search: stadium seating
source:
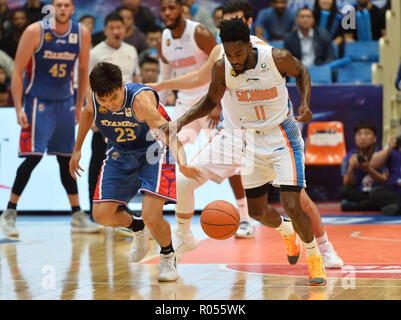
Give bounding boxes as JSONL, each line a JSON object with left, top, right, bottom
{"left": 305, "top": 121, "right": 347, "bottom": 165}
{"left": 336, "top": 61, "right": 373, "bottom": 83}
{"left": 333, "top": 41, "right": 378, "bottom": 83}
{"left": 344, "top": 41, "right": 379, "bottom": 62}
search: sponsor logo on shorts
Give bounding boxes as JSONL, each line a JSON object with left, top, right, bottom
{"left": 166, "top": 39, "right": 170, "bottom": 47}
{"left": 38, "top": 104, "right": 45, "bottom": 111}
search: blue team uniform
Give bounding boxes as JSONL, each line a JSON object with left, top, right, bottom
{"left": 92, "top": 83, "right": 176, "bottom": 205}
{"left": 19, "top": 20, "right": 81, "bottom": 157}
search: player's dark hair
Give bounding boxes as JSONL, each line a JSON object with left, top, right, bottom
{"left": 354, "top": 121, "right": 377, "bottom": 135}
{"left": 104, "top": 12, "right": 124, "bottom": 27}
{"left": 79, "top": 15, "right": 95, "bottom": 23}
{"left": 297, "top": 7, "right": 314, "bottom": 17}
{"left": 146, "top": 25, "right": 163, "bottom": 34}
{"left": 160, "top": 0, "right": 183, "bottom": 6}
{"left": 219, "top": 17, "right": 250, "bottom": 44}
{"left": 140, "top": 56, "right": 159, "bottom": 68}
{"left": 90, "top": 62, "right": 123, "bottom": 98}
{"left": 117, "top": 6, "right": 135, "bottom": 18}
{"left": 222, "top": 0, "right": 253, "bottom": 21}
{"left": 214, "top": 6, "right": 223, "bottom": 14}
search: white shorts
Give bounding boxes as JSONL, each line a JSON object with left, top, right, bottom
{"left": 172, "top": 98, "right": 216, "bottom": 144}
{"left": 241, "top": 118, "right": 306, "bottom": 190}
{"left": 190, "top": 127, "right": 243, "bottom": 184}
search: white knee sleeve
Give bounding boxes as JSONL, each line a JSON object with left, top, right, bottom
{"left": 175, "top": 170, "right": 204, "bottom": 214}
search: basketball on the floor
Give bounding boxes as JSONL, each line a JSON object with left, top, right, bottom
{"left": 200, "top": 200, "right": 240, "bottom": 240}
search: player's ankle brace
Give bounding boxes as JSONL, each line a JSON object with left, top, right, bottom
{"left": 160, "top": 242, "right": 174, "bottom": 255}
{"left": 119, "top": 205, "right": 145, "bottom": 232}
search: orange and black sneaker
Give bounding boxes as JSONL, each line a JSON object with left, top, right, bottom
{"left": 307, "top": 254, "right": 327, "bottom": 286}
{"left": 282, "top": 232, "right": 302, "bottom": 265}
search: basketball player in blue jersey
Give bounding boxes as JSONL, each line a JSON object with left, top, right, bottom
{"left": 69, "top": 62, "right": 201, "bottom": 281}
{"left": 0, "top": 0, "right": 101, "bottom": 237}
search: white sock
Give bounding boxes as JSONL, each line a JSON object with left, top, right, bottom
{"left": 316, "top": 232, "right": 328, "bottom": 245}
{"left": 274, "top": 216, "right": 294, "bottom": 237}
{"left": 304, "top": 238, "right": 321, "bottom": 258}
{"left": 176, "top": 216, "right": 192, "bottom": 233}
{"left": 236, "top": 197, "right": 249, "bottom": 222}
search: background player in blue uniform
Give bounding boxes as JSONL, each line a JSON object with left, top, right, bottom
{"left": 0, "top": 0, "right": 101, "bottom": 237}
{"left": 69, "top": 62, "right": 201, "bottom": 282}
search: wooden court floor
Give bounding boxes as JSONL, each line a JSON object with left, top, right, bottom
{"left": 1, "top": 212, "right": 401, "bottom": 300}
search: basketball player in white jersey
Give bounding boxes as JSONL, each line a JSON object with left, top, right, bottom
{"left": 150, "top": 0, "right": 343, "bottom": 270}
{"left": 161, "top": 17, "right": 329, "bottom": 286}
{"left": 158, "top": 0, "right": 254, "bottom": 253}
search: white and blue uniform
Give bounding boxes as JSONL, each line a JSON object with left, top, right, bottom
{"left": 187, "top": 41, "right": 306, "bottom": 188}
{"left": 19, "top": 20, "right": 81, "bottom": 157}
{"left": 92, "top": 83, "right": 176, "bottom": 205}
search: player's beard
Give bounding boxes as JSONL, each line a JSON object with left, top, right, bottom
{"left": 235, "top": 51, "right": 250, "bottom": 75}
{"left": 55, "top": 13, "right": 72, "bottom": 26}
{"left": 166, "top": 14, "right": 182, "bottom": 30}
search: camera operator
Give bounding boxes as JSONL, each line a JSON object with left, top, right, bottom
{"left": 340, "top": 121, "right": 387, "bottom": 211}
{"left": 369, "top": 135, "right": 401, "bottom": 216}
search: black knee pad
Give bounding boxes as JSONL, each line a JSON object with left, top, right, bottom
{"left": 57, "top": 155, "right": 78, "bottom": 194}
{"left": 245, "top": 183, "right": 269, "bottom": 199}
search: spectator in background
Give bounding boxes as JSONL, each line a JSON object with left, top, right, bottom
{"left": 395, "top": 61, "right": 401, "bottom": 91}
{"left": 313, "top": 0, "right": 343, "bottom": 45}
{"left": 0, "top": 84, "right": 9, "bottom": 107}
{"left": 182, "top": 0, "right": 216, "bottom": 35}
{"left": 255, "top": 0, "right": 295, "bottom": 42}
{"left": 118, "top": 7, "right": 148, "bottom": 55}
{"left": 0, "top": 50, "right": 14, "bottom": 80}
{"left": 0, "top": 65, "right": 6, "bottom": 84}
{"left": 23, "top": 0, "right": 45, "bottom": 24}
{"left": 0, "top": 0, "right": 11, "bottom": 38}
{"left": 139, "top": 56, "right": 159, "bottom": 83}
{"left": 182, "top": 3, "right": 192, "bottom": 20}
{"left": 340, "top": 121, "right": 386, "bottom": 211}
{"left": 79, "top": 15, "right": 95, "bottom": 35}
{"left": 119, "top": 0, "right": 156, "bottom": 33}
{"left": 343, "top": 0, "right": 386, "bottom": 42}
{"left": 0, "top": 9, "right": 29, "bottom": 59}
{"left": 213, "top": 6, "right": 223, "bottom": 42}
{"left": 369, "top": 136, "right": 401, "bottom": 216}
{"left": 138, "top": 25, "right": 162, "bottom": 64}
{"left": 284, "top": 8, "right": 336, "bottom": 67}
{"left": 0, "top": 71, "right": 12, "bottom": 106}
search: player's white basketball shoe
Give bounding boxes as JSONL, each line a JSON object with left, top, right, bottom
{"left": 319, "top": 242, "right": 344, "bottom": 269}
{"left": 158, "top": 252, "right": 179, "bottom": 282}
{"left": 70, "top": 210, "right": 103, "bottom": 233}
{"left": 174, "top": 229, "right": 199, "bottom": 261}
{"left": 0, "top": 209, "right": 19, "bottom": 237}
{"left": 130, "top": 226, "right": 151, "bottom": 262}
{"left": 235, "top": 221, "right": 256, "bottom": 238}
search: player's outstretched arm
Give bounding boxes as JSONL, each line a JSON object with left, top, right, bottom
{"left": 133, "top": 90, "right": 202, "bottom": 180}
{"left": 148, "top": 45, "right": 222, "bottom": 92}
{"left": 69, "top": 94, "right": 95, "bottom": 180}
{"left": 174, "top": 58, "right": 227, "bottom": 132}
{"left": 272, "top": 48, "right": 312, "bottom": 123}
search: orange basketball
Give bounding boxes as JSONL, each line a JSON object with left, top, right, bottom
{"left": 200, "top": 200, "right": 240, "bottom": 240}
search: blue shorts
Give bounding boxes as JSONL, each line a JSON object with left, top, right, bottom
{"left": 19, "top": 95, "right": 75, "bottom": 157}
{"left": 93, "top": 146, "right": 176, "bottom": 205}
